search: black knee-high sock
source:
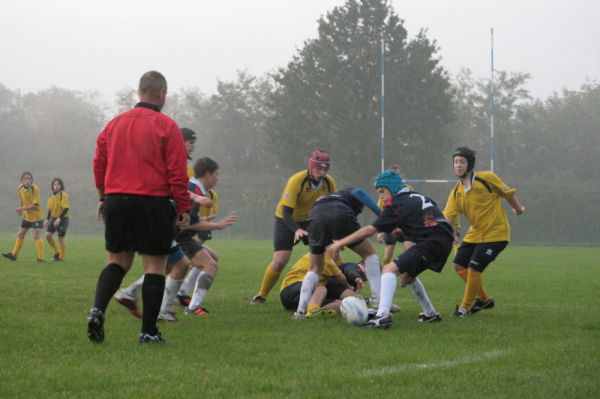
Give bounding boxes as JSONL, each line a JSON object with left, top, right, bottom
{"left": 141, "top": 273, "right": 165, "bottom": 335}
{"left": 93, "top": 263, "right": 127, "bottom": 313}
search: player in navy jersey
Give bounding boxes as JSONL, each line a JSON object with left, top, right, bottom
{"left": 327, "top": 170, "right": 453, "bottom": 328}
{"left": 294, "top": 187, "right": 382, "bottom": 318}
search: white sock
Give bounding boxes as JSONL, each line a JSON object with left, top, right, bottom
{"left": 160, "top": 277, "right": 183, "bottom": 313}
{"left": 296, "top": 271, "right": 319, "bottom": 314}
{"left": 189, "top": 272, "right": 214, "bottom": 310}
{"left": 377, "top": 272, "right": 397, "bottom": 317}
{"left": 179, "top": 267, "right": 201, "bottom": 296}
{"left": 407, "top": 278, "right": 437, "bottom": 316}
{"left": 364, "top": 254, "right": 381, "bottom": 300}
{"left": 123, "top": 275, "right": 144, "bottom": 297}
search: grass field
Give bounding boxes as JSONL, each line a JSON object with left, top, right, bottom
{"left": 0, "top": 234, "right": 599, "bottom": 398}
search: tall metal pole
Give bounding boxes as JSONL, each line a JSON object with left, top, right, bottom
{"left": 490, "top": 28, "right": 495, "bottom": 173}
{"left": 380, "top": 31, "right": 385, "bottom": 173}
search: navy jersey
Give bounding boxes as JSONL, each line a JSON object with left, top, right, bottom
{"left": 316, "top": 188, "right": 363, "bottom": 215}
{"left": 176, "top": 179, "right": 203, "bottom": 240}
{"left": 372, "top": 190, "right": 453, "bottom": 242}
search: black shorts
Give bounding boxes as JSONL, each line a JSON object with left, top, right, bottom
{"left": 177, "top": 236, "right": 204, "bottom": 259}
{"left": 21, "top": 220, "right": 43, "bottom": 229}
{"left": 273, "top": 218, "right": 310, "bottom": 251}
{"left": 104, "top": 194, "right": 176, "bottom": 255}
{"left": 46, "top": 217, "right": 69, "bottom": 237}
{"left": 394, "top": 235, "right": 453, "bottom": 277}
{"left": 308, "top": 203, "right": 361, "bottom": 255}
{"left": 279, "top": 282, "right": 342, "bottom": 311}
{"left": 453, "top": 241, "right": 508, "bottom": 272}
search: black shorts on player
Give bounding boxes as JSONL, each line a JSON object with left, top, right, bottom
{"left": 177, "top": 236, "right": 204, "bottom": 259}
{"left": 393, "top": 235, "right": 453, "bottom": 278}
{"left": 46, "top": 217, "right": 70, "bottom": 237}
{"left": 308, "top": 202, "right": 361, "bottom": 254}
{"left": 280, "top": 282, "right": 344, "bottom": 311}
{"left": 273, "top": 217, "right": 310, "bottom": 251}
{"left": 21, "top": 220, "right": 43, "bottom": 229}
{"left": 104, "top": 194, "right": 176, "bottom": 255}
{"left": 453, "top": 241, "right": 508, "bottom": 272}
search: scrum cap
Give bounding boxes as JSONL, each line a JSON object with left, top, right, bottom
{"left": 374, "top": 169, "right": 404, "bottom": 195}
{"left": 308, "top": 150, "right": 331, "bottom": 171}
{"left": 453, "top": 147, "right": 476, "bottom": 172}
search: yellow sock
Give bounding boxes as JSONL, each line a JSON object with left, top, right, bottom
{"left": 460, "top": 269, "right": 483, "bottom": 310}
{"left": 35, "top": 239, "right": 45, "bottom": 261}
{"left": 12, "top": 237, "right": 24, "bottom": 256}
{"left": 456, "top": 267, "right": 468, "bottom": 282}
{"left": 307, "top": 303, "right": 320, "bottom": 313}
{"left": 47, "top": 237, "right": 60, "bottom": 255}
{"left": 60, "top": 243, "right": 66, "bottom": 260}
{"left": 457, "top": 267, "right": 489, "bottom": 300}
{"left": 258, "top": 263, "right": 282, "bottom": 298}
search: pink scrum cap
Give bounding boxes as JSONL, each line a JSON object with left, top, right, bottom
{"left": 307, "top": 150, "right": 331, "bottom": 170}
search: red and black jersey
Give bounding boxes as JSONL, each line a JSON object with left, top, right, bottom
{"left": 372, "top": 189, "right": 453, "bottom": 242}
{"left": 93, "top": 102, "right": 190, "bottom": 214}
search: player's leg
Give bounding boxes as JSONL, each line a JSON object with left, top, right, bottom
{"left": 57, "top": 218, "right": 68, "bottom": 260}
{"left": 295, "top": 252, "right": 324, "bottom": 317}
{"left": 139, "top": 253, "right": 168, "bottom": 342}
{"left": 32, "top": 224, "right": 45, "bottom": 262}
{"left": 3, "top": 225, "right": 28, "bottom": 260}
{"left": 187, "top": 248, "right": 218, "bottom": 315}
{"left": 350, "top": 238, "right": 381, "bottom": 304}
{"left": 159, "top": 252, "right": 189, "bottom": 321}
{"left": 45, "top": 222, "right": 61, "bottom": 261}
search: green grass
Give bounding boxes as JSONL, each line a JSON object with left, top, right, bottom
{"left": 1, "top": 235, "right": 599, "bottom": 398}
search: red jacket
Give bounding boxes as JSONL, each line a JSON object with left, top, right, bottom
{"left": 93, "top": 103, "right": 191, "bottom": 214}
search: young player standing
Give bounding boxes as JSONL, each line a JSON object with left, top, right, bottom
{"left": 45, "top": 178, "right": 69, "bottom": 262}
{"left": 443, "top": 147, "right": 525, "bottom": 317}
{"left": 252, "top": 150, "right": 336, "bottom": 304}
{"left": 2, "top": 171, "right": 45, "bottom": 262}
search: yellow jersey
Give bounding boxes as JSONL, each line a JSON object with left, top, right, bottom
{"left": 18, "top": 183, "right": 43, "bottom": 222}
{"left": 47, "top": 191, "right": 70, "bottom": 218}
{"left": 187, "top": 158, "right": 194, "bottom": 179}
{"left": 280, "top": 253, "right": 341, "bottom": 291}
{"left": 444, "top": 171, "right": 517, "bottom": 243}
{"left": 275, "top": 170, "right": 337, "bottom": 221}
{"left": 199, "top": 189, "right": 218, "bottom": 219}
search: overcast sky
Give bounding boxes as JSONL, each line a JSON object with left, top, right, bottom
{"left": 1, "top": 0, "right": 598, "bottom": 101}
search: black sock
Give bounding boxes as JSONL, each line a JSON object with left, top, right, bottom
{"left": 141, "top": 273, "right": 165, "bottom": 335}
{"left": 93, "top": 263, "right": 127, "bottom": 313}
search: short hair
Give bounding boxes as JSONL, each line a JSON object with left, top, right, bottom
{"left": 20, "top": 171, "right": 33, "bottom": 181}
{"left": 51, "top": 178, "right": 65, "bottom": 192}
{"left": 194, "top": 157, "right": 219, "bottom": 178}
{"left": 138, "top": 71, "right": 167, "bottom": 95}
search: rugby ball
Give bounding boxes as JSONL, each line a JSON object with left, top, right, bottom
{"left": 340, "top": 296, "right": 368, "bottom": 326}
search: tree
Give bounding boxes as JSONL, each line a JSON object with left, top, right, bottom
{"left": 264, "top": 0, "right": 454, "bottom": 186}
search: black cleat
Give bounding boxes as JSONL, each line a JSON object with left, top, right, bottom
{"left": 453, "top": 305, "right": 470, "bottom": 318}
{"left": 251, "top": 295, "right": 266, "bottom": 304}
{"left": 362, "top": 314, "right": 393, "bottom": 329}
{"left": 87, "top": 307, "right": 105, "bottom": 343}
{"left": 471, "top": 298, "right": 495, "bottom": 314}
{"left": 2, "top": 252, "right": 17, "bottom": 261}
{"left": 139, "top": 331, "right": 167, "bottom": 344}
{"left": 417, "top": 312, "right": 442, "bottom": 323}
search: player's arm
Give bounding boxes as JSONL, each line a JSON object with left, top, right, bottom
{"left": 485, "top": 172, "right": 524, "bottom": 215}
{"left": 191, "top": 214, "right": 239, "bottom": 232}
{"left": 326, "top": 225, "right": 377, "bottom": 258}
{"left": 506, "top": 195, "right": 525, "bottom": 215}
{"left": 350, "top": 188, "right": 381, "bottom": 216}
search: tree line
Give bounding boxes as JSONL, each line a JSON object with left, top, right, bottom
{"left": 1, "top": 0, "right": 598, "bottom": 243}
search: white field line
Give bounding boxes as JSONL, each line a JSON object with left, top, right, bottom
{"left": 360, "top": 349, "right": 510, "bottom": 377}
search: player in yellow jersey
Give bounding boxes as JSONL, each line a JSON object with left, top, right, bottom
{"left": 181, "top": 128, "right": 197, "bottom": 178}
{"left": 443, "top": 147, "right": 525, "bottom": 317}
{"left": 44, "top": 178, "right": 69, "bottom": 262}
{"left": 252, "top": 150, "right": 337, "bottom": 304}
{"left": 2, "top": 171, "right": 46, "bottom": 262}
{"left": 280, "top": 252, "right": 365, "bottom": 317}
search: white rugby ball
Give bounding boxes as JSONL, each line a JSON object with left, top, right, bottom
{"left": 340, "top": 296, "right": 368, "bottom": 326}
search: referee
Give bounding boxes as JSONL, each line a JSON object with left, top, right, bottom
{"left": 88, "top": 71, "right": 191, "bottom": 344}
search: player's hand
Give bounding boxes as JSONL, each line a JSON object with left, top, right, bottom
{"left": 15, "top": 207, "right": 23, "bottom": 215}
{"left": 294, "top": 228, "right": 308, "bottom": 243}
{"left": 43, "top": 220, "right": 49, "bottom": 229}
{"left": 354, "top": 278, "right": 364, "bottom": 291}
{"left": 453, "top": 229, "right": 460, "bottom": 244}
{"left": 192, "top": 194, "right": 213, "bottom": 207}
{"left": 54, "top": 217, "right": 61, "bottom": 227}
{"left": 326, "top": 241, "right": 343, "bottom": 259}
{"left": 177, "top": 212, "right": 190, "bottom": 229}
{"left": 97, "top": 201, "right": 105, "bottom": 223}
{"left": 513, "top": 206, "right": 525, "bottom": 215}
{"left": 217, "top": 214, "right": 239, "bottom": 229}
{"left": 376, "top": 232, "right": 384, "bottom": 244}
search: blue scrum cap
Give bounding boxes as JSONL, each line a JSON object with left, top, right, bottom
{"left": 374, "top": 169, "right": 404, "bottom": 195}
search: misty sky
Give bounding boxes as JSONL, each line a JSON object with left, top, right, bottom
{"left": 1, "top": 0, "right": 598, "bottom": 101}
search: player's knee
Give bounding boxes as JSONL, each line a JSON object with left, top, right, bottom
{"left": 399, "top": 273, "right": 414, "bottom": 286}
{"left": 454, "top": 263, "right": 466, "bottom": 272}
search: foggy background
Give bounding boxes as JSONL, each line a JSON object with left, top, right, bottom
{"left": 1, "top": 0, "right": 599, "bottom": 244}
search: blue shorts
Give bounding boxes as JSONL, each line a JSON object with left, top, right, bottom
{"left": 167, "top": 243, "right": 185, "bottom": 266}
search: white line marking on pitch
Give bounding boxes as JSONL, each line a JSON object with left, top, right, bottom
{"left": 360, "top": 349, "right": 510, "bottom": 377}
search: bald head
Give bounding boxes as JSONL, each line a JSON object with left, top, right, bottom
{"left": 138, "top": 71, "right": 167, "bottom": 110}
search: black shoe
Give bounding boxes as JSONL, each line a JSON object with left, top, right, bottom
{"left": 2, "top": 252, "right": 17, "bottom": 261}
{"left": 362, "top": 314, "right": 393, "bottom": 329}
{"left": 51, "top": 254, "right": 62, "bottom": 262}
{"left": 139, "top": 331, "right": 167, "bottom": 344}
{"left": 417, "top": 312, "right": 442, "bottom": 323}
{"left": 87, "top": 307, "right": 105, "bottom": 343}
{"left": 471, "top": 298, "right": 495, "bottom": 314}
{"left": 367, "top": 308, "right": 377, "bottom": 320}
{"left": 453, "top": 305, "right": 470, "bottom": 318}
{"left": 251, "top": 295, "right": 266, "bottom": 304}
